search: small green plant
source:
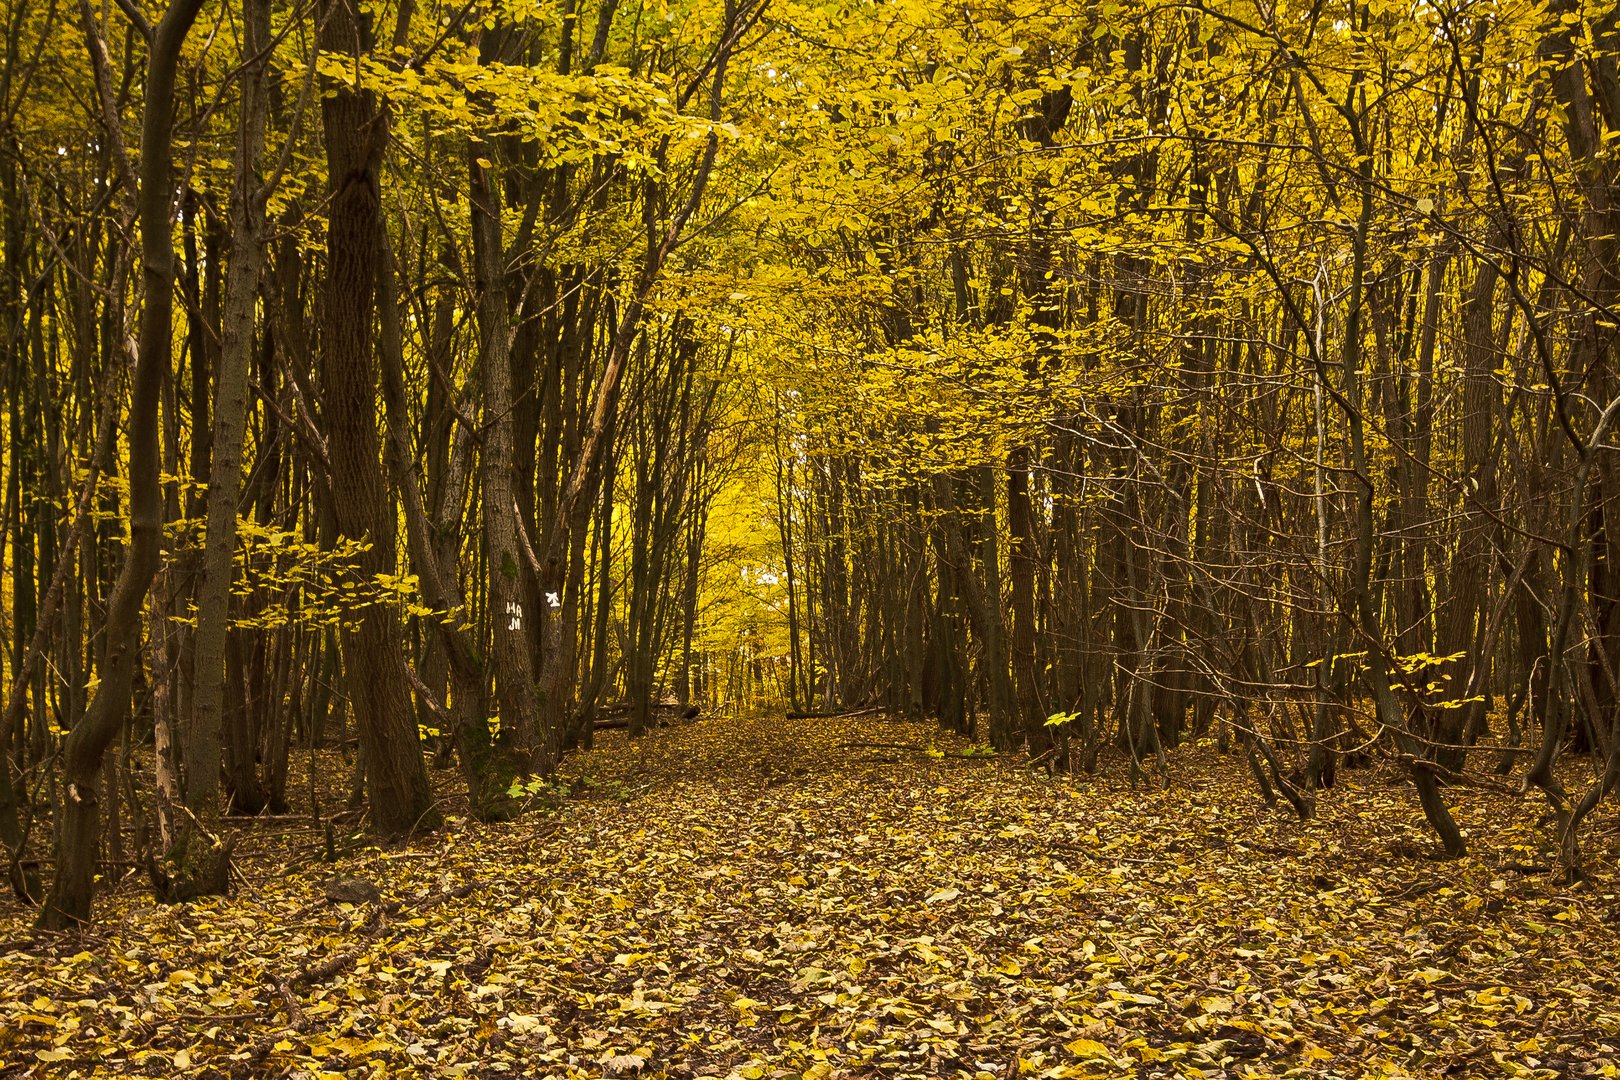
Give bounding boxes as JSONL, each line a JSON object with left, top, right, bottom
{"left": 558, "top": 775, "right": 636, "bottom": 801}
{"left": 588, "top": 777, "right": 637, "bottom": 801}
{"left": 506, "top": 776, "right": 568, "bottom": 806}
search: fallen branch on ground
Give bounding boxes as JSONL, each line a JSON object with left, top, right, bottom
{"left": 235, "top": 878, "right": 486, "bottom": 1074}
{"left": 786, "top": 706, "right": 882, "bottom": 720}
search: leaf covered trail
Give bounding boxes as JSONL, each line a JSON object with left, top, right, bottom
{"left": 3, "top": 714, "right": 1620, "bottom": 1078}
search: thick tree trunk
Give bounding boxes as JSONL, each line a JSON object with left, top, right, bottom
{"left": 316, "top": 0, "right": 437, "bottom": 840}
{"left": 470, "top": 145, "right": 544, "bottom": 771}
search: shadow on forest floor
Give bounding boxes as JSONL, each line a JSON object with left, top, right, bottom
{"left": 2, "top": 712, "right": 1618, "bottom": 1078}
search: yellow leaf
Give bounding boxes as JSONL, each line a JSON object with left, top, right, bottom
{"left": 1108, "top": 990, "right": 1161, "bottom": 1006}
{"left": 1494, "top": 1053, "right": 1534, "bottom": 1077}
{"left": 1065, "top": 1038, "right": 1108, "bottom": 1058}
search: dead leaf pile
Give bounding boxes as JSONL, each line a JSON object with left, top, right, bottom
{"left": 2, "top": 713, "right": 1619, "bottom": 1078}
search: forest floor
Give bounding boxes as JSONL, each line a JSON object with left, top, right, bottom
{"left": 2, "top": 713, "right": 1620, "bottom": 1079}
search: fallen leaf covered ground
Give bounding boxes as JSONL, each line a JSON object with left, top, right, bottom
{"left": 3, "top": 713, "right": 1620, "bottom": 1078}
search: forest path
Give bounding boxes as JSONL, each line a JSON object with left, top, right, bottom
{"left": 2, "top": 713, "right": 1619, "bottom": 1077}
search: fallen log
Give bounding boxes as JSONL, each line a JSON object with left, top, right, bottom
{"left": 784, "top": 705, "right": 882, "bottom": 720}
{"left": 592, "top": 703, "right": 702, "bottom": 730}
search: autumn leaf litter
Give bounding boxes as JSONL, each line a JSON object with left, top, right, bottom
{"left": 2, "top": 713, "right": 1619, "bottom": 1078}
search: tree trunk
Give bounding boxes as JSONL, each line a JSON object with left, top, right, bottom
{"left": 40, "top": 0, "right": 207, "bottom": 929}
{"left": 160, "top": 0, "right": 274, "bottom": 900}
{"left": 315, "top": 0, "right": 437, "bottom": 840}
{"left": 470, "top": 143, "right": 544, "bottom": 771}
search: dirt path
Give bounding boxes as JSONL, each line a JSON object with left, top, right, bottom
{"left": 2, "top": 713, "right": 1618, "bottom": 1077}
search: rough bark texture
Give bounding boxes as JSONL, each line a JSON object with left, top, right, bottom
{"left": 316, "top": 0, "right": 437, "bottom": 840}
{"left": 470, "top": 144, "right": 544, "bottom": 773}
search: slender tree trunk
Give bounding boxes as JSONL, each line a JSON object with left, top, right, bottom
{"left": 159, "top": 0, "right": 273, "bottom": 900}
{"left": 40, "top": 0, "right": 207, "bottom": 929}
{"left": 376, "top": 223, "right": 520, "bottom": 820}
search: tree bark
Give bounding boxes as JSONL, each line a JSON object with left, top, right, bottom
{"left": 40, "top": 0, "right": 207, "bottom": 929}
{"left": 160, "top": 0, "right": 275, "bottom": 901}
{"left": 315, "top": 0, "right": 437, "bottom": 840}
{"left": 469, "top": 143, "right": 544, "bottom": 771}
